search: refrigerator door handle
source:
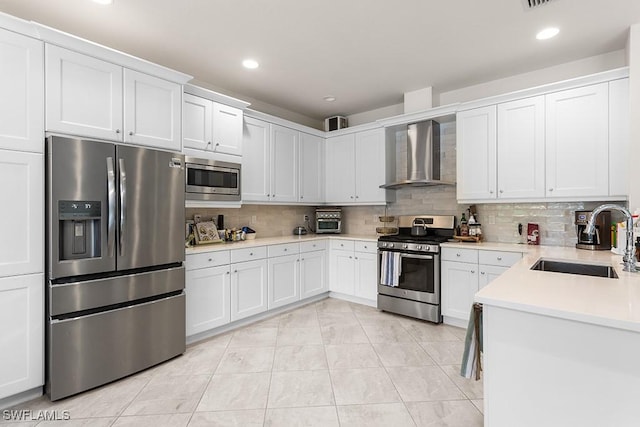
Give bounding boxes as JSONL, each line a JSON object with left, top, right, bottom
{"left": 106, "top": 157, "right": 116, "bottom": 258}
{"left": 119, "top": 158, "right": 127, "bottom": 256}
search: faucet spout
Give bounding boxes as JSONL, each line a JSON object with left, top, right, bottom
{"left": 586, "top": 204, "right": 636, "bottom": 272}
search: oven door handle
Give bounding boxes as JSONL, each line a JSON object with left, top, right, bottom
{"left": 399, "top": 253, "right": 434, "bottom": 260}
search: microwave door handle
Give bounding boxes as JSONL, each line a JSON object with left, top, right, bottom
{"left": 400, "top": 253, "right": 434, "bottom": 260}
{"left": 106, "top": 157, "right": 116, "bottom": 258}
{"left": 119, "top": 158, "right": 127, "bottom": 256}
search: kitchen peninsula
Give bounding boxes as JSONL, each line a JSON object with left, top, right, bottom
{"left": 475, "top": 246, "right": 640, "bottom": 427}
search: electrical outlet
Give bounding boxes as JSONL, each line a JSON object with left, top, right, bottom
{"left": 488, "top": 215, "right": 496, "bottom": 225}
{"left": 251, "top": 215, "right": 257, "bottom": 224}
{"left": 303, "top": 215, "right": 309, "bottom": 222}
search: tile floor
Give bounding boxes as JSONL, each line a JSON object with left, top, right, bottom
{"left": 5, "top": 298, "right": 483, "bottom": 426}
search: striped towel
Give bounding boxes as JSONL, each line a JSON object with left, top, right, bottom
{"left": 380, "top": 252, "right": 402, "bottom": 287}
{"left": 460, "top": 303, "right": 483, "bottom": 380}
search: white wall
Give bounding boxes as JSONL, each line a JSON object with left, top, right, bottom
{"left": 628, "top": 25, "right": 640, "bottom": 212}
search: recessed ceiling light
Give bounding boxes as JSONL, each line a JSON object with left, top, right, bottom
{"left": 92, "top": 0, "right": 113, "bottom": 4}
{"left": 323, "top": 96, "right": 336, "bottom": 102}
{"left": 536, "top": 27, "right": 559, "bottom": 40}
{"left": 242, "top": 59, "right": 259, "bottom": 69}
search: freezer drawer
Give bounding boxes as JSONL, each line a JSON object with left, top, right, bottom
{"left": 49, "top": 265, "right": 185, "bottom": 316}
{"left": 47, "top": 292, "right": 185, "bottom": 401}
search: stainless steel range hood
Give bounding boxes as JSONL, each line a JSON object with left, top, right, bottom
{"left": 380, "top": 120, "right": 454, "bottom": 189}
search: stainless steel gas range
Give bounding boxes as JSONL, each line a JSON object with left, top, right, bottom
{"left": 377, "top": 215, "right": 455, "bottom": 323}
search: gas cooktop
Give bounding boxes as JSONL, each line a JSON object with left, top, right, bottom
{"left": 377, "top": 234, "right": 451, "bottom": 244}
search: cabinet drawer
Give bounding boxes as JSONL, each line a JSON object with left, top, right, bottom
{"left": 478, "top": 250, "right": 522, "bottom": 268}
{"left": 186, "top": 251, "right": 230, "bottom": 270}
{"left": 268, "top": 242, "right": 300, "bottom": 257}
{"left": 331, "top": 240, "right": 354, "bottom": 251}
{"left": 300, "top": 240, "right": 327, "bottom": 253}
{"left": 441, "top": 247, "right": 478, "bottom": 263}
{"left": 231, "top": 246, "right": 267, "bottom": 263}
{"left": 354, "top": 240, "right": 376, "bottom": 253}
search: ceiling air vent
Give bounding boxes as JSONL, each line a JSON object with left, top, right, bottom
{"left": 522, "top": 0, "right": 554, "bottom": 10}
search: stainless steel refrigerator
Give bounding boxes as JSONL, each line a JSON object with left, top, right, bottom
{"left": 46, "top": 135, "right": 186, "bottom": 401}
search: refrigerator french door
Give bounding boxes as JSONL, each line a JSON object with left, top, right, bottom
{"left": 46, "top": 135, "right": 186, "bottom": 401}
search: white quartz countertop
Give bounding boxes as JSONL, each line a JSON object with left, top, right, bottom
{"left": 185, "top": 233, "right": 378, "bottom": 254}
{"left": 440, "top": 241, "right": 528, "bottom": 252}
{"left": 475, "top": 246, "right": 640, "bottom": 332}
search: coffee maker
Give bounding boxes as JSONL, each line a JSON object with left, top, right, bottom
{"left": 575, "top": 210, "right": 611, "bottom": 250}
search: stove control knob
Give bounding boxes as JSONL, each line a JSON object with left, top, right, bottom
{"left": 389, "top": 243, "right": 394, "bottom": 248}
{"left": 381, "top": 242, "right": 387, "bottom": 248}
{"left": 403, "top": 244, "right": 409, "bottom": 249}
{"left": 416, "top": 245, "right": 422, "bottom": 250}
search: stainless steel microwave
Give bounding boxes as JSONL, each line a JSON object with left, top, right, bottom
{"left": 185, "top": 157, "right": 241, "bottom": 201}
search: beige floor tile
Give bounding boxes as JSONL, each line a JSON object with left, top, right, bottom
{"left": 361, "top": 323, "right": 415, "bottom": 343}
{"left": 419, "top": 341, "right": 465, "bottom": 365}
{"left": 329, "top": 368, "right": 400, "bottom": 405}
{"left": 196, "top": 372, "right": 270, "bottom": 411}
{"left": 471, "top": 399, "right": 484, "bottom": 414}
{"left": 440, "top": 364, "right": 483, "bottom": 399}
{"left": 265, "top": 406, "right": 339, "bottom": 427}
{"left": 325, "top": 344, "right": 381, "bottom": 369}
{"left": 37, "top": 418, "right": 114, "bottom": 427}
{"left": 267, "top": 370, "right": 335, "bottom": 408}
{"left": 402, "top": 322, "right": 461, "bottom": 342}
{"left": 317, "top": 311, "right": 360, "bottom": 327}
{"left": 150, "top": 345, "right": 225, "bottom": 376}
{"left": 112, "top": 413, "right": 191, "bottom": 427}
{"left": 314, "top": 298, "right": 354, "bottom": 313}
{"left": 227, "top": 326, "right": 278, "bottom": 348}
{"left": 386, "top": 366, "right": 465, "bottom": 402}
{"left": 354, "top": 310, "right": 404, "bottom": 325}
{"left": 216, "top": 347, "right": 275, "bottom": 373}
{"left": 372, "top": 342, "right": 435, "bottom": 367}
{"left": 272, "top": 345, "right": 328, "bottom": 371}
{"left": 187, "top": 409, "right": 264, "bottom": 426}
{"left": 279, "top": 310, "right": 320, "bottom": 328}
{"left": 444, "top": 325, "right": 468, "bottom": 341}
{"left": 336, "top": 403, "right": 416, "bottom": 427}
{"left": 320, "top": 324, "right": 370, "bottom": 344}
{"left": 405, "top": 400, "right": 483, "bottom": 427}
{"left": 122, "top": 374, "right": 209, "bottom": 415}
{"left": 276, "top": 327, "right": 323, "bottom": 346}
{"left": 348, "top": 302, "right": 379, "bottom": 313}
{"left": 189, "top": 332, "right": 233, "bottom": 349}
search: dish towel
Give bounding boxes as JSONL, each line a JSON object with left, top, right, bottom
{"left": 380, "top": 252, "right": 402, "bottom": 287}
{"left": 460, "top": 303, "right": 483, "bottom": 380}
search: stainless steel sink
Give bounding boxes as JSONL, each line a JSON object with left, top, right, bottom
{"left": 530, "top": 259, "right": 618, "bottom": 279}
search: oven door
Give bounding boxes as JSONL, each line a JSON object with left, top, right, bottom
{"left": 185, "top": 158, "right": 240, "bottom": 201}
{"left": 378, "top": 250, "right": 440, "bottom": 305}
{"left": 316, "top": 218, "right": 341, "bottom": 233}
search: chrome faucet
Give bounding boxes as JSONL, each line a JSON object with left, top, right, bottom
{"left": 585, "top": 204, "right": 637, "bottom": 272}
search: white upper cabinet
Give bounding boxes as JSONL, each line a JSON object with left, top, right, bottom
{"left": 123, "top": 69, "right": 181, "bottom": 151}
{"left": 46, "top": 45, "right": 182, "bottom": 151}
{"left": 46, "top": 45, "right": 123, "bottom": 141}
{"left": 242, "top": 117, "right": 271, "bottom": 202}
{"left": 456, "top": 105, "right": 497, "bottom": 201}
{"left": 270, "top": 124, "right": 298, "bottom": 203}
{"left": 183, "top": 93, "right": 243, "bottom": 156}
{"left": 497, "top": 96, "right": 545, "bottom": 199}
{"left": 0, "top": 29, "right": 43, "bottom": 153}
{"left": 608, "top": 78, "right": 629, "bottom": 197}
{"left": 299, "top": 132, "right": 324, "bottom": 204}
{"left": 545, "top": 83, "right": 609, "bottom": 198}
{"left": 325, "top": 134, "right": 356, "bottom": 203}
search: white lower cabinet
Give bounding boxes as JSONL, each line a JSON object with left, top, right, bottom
{"left": 268, "top": 253, "right": 300, "bottom": 309}
{"left": 185, "top": 264, "right": 230, "bottom": 335}
{"left": 354, "top": 251, "right": 377, "bottom": 301}
{"left": 441, "top": 247, "right": 522, "bottom": 326}
{"left": 329, "top": 240, "right": 377, "bottom": 303}
{"left": 300, "top": 250, "right": 327, "bottom": 299}
{"left": 0, "top": 273, "right": 43, "bottom": 400}
{"left": 230, "top": 259, "right": 268, "bottom": 321}
{"left": 329, "top": 250, "right": 355, "bottom": 295}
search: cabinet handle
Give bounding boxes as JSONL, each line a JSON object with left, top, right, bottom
{"left": 349, "top": 256, "right": 353, "bottom": 259}
{"left": 481, "top": 271, "right": 485, "bottom": 275}
{"left": 296, "top": 259, "right": 300, "bottom": 262}
{"left": 355, "top": 195, "right": 359, "bottom": 199}
{"left": 350, "top": 196, "right": 354, "bottom": 199}
{"left": 208, "top": 258, "right": 212, "bottom": 262}
{"left": 115, "top": 129, "right": 121, "bottom": 134}
{"left": 499, "top": 190, "right": 503, "bottom": 194}
{"left": 355, "top": 256, "right": 358, "bottom": 260}
{"left": 301, "top": 258, "right": 305, "bottom": 261}
{"left": 549, "top": 188, "right": 554, "bottom": 192}
{"left": 128, "top": 131, "right": 134, "bottom": 136}
{"left": 234, "top": 270, "right": 238, "bottom": 273}
{"left": 364, "top": 245, "right": 368, "bottom": 249}
{"left": 207, "top": 141, "right": 212, "bottom": 147}
{"left": 456, "top": 253, "right": 461, "bottom": 257}
{"left": 300, "top": 195, "right": 304, "bottom": 199}
{"left": 226, "top": 271, "right": 230, "bottom": 275}
{"left": 471, "top": 270, "right": 476, "bottom": 274}
{"left": 284, "top": 248, "right": 288, "bottom": 252}
{"left": 489, "top": 190, "right": 494, "bottom": 194}
{"left": 249, "top": 252, "right": 254, "bottom": 256}
{"left": 497, "top": 257, "right": 502, "bottom": 261}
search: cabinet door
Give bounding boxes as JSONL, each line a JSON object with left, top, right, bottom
{"left": 325, "top": 134, "right": 355, "bottom": 203}
{"left": 186, "top": 265, "right": 230, "bottom": 336}
{"left": 478, "top": 264, "right": 508, "bottom": 290}
{"left": 123, "top": 69, "right": 181, "bottom": 151}
{"left": 46, "top": 45, "right": 123, "bottom": 141}
{"left": 300, "top": 250, "right": 327, "bottom": 299}
{"left": 609, "top": 78, "right": 629, "bottom": 197}
{"left": 0, "top": 274, "right": 43, "bottom": 399}
{"left": 212, "top": 103, "right": 243, "bottom": 156}
{"left": 330, "top": 249, "right": 355, "bottom": 295}
{"left": 497, "top": 96, "right": 545, "bottom": 199}
{"left": 355, "top": 128, "right": 387, "bottom": 203}
{"left": 242, "top": 117, "right": 270, "bottom": 202}
{"left": 441, "top": 260, "right": 478, "bottom": 322}
{"left": 456, "top": 106, "right": 497, "bottom": 200}
{"left": 230, "top": 259, "right": 268, "bottom": 321}
{"left": 270, "top": 124, "right": 298, "bottom": 203}
{"left": 545, "top": 83, "right": 609, "bottom": 197}
{"left": 268, "top": 253, "right": 300, "bottom": 309}
{"left": 299, "top": 132, "right": 324, "bottom": 203}
{"left": 0, "top": 29, "right": 43, "bottom": 153}
{"left": 354, "top": 251, "right": 377, "bottom": 301}
{"left": 183, "top": 93, "right": 212, "bottom": 151}
{"left": 0, "top": 151, "right": 43, "bottom": 278}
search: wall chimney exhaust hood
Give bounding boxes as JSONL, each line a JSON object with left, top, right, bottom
{"left": 380, "top": 120, "right": 455, "bottom": 189}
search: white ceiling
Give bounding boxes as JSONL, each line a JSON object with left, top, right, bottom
{"left": 1, "top": 0, "right": 640, "bottom": 123}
